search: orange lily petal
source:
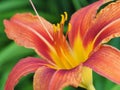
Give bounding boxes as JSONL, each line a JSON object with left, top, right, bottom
{"left": 5, "top": 57, "right": 47, "bottom": 90}
{"left": 4, "top": 13, "right": 55, "bottom": 63}
{"left": 34, "top": 65, "right": 82, "bottom": 90}
{"left": 94, "top": 18, "right": 120, "bottom": 48}
{"left": 83, "top": 1, "right": 120, "bottom": 47}
{"left": 33, "top": 66, "right": 56, "bottom": 90}
{"left": 84, "top": 45, "right": 120, "bottom": 84}
{"left": 68, "top": 0, "right": 103, "bottom": 46}
{"left": 99, "top": 0, "right": 111, "bottom": 2}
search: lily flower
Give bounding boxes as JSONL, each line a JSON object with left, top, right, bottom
{"left": 4, "top": 0, "right": 120, "bottom": 90}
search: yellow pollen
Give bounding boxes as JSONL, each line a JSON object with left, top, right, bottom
{"left": 65, "top": 23, "right": 72, "bottom": 37}
{"left": 60, "top": 12, "right": 68, "bottom": 24}
{"left": 57, "top": 23, "right": 60, "bottom": 30}
{"left": 53, "top": 23, "right": 61, "bottom": 32}
{"left": 53, "top": 24, "right": 57, "bottom": 32}
{"left": 60, "top": 15, "right": 65, "bottom": 24}
{"left": 64, "top": 12, "right": 68, "bottom": 21}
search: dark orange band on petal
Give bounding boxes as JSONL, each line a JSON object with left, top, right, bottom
{"left": 5, "top": 57, "right": 47, "bottom": 90}
{"left": 84, "top": 45, "right": 120, "bottom": 84}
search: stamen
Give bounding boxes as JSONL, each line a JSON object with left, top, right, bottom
{"left": 53, "top": 24, "right": 57, "bottom": 32}
{"left": 60, "top": 14, "right": 65, "bottom": 24}
{"left": 57, "top": 23, "right": 60, "bottom": 30}
{"left": 29, "top": 0, "right": 54, "bottom": 41}
{"left": 66, "top": 23, "right": 72, "bottom": 37}
{"left": 64, "top": 12, "right": 68, "bottom": 21}
{"left": 60, "top": 12, "right": 68, "bottom": 24}
{"left": 68, "top": 23, "right": 72, "bottom": 32}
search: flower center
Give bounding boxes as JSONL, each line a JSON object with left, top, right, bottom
{"left": 49, "top": 12, "right": 86, "bottom": 70}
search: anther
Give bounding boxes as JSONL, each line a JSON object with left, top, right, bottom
{"left": 53, "top": 24, "right": 57, "bottom": 32}
{"left": 57, "top": 23, "right": 60, "bottom": 30}
{"left": 64, "top": 12, "right": 68, "bottom": 21}
{"left": 68, "top": 23, "right": 72, "bottom": 32}
{"left": 65, "top": 23, "right": 72, "bottom": 37}
{"left": 60, "top": 14, "right": 65, "bottom": 24}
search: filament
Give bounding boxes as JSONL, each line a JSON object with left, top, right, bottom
{"left": 29, "top": 0, "right": 54, "bottom": 41}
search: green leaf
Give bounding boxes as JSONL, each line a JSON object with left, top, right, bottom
{"left": 0, "top": 43, "right": 35, "bottom": 66}
{"left": 72, "top": 0, "right": 82, "bottom": 10}
{"left": 0, "top": 69, "right": 10, "bottom": 90}
{"left": 0, "top": 0, "right": 28, "bottom": 12}
{"left": 64, "top": 86, "right": 85, "bottom": 90}
{"left": 79, "top": 0, "right": 89, "bottom": 7}
{"left": 104, "top": 80, "right": 116, "bottom": 90}
{"left": 93, "top": 72, "right": 106, "bottom": 90}
{"left": 64, "top": 86, "right": 77, "bottom": 90}
{"left": 111, "top": 85, "right": 120, "bottom": 90}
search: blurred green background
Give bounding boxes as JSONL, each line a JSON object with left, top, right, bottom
{"left": 0, "top": 0, "right": 120, "bottom": 90}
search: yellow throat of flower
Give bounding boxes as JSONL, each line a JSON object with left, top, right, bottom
{"left": 49, "top": 12, "right": 93, "bottom": 70}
